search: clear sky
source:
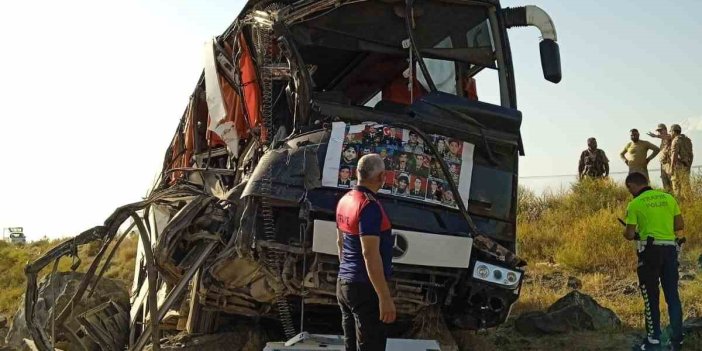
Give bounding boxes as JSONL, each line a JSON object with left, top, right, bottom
{"left": 1, "top": 0, "right": 701, "bottom": 240}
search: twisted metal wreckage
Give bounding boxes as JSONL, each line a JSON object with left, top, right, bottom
{"left": 23, "top": 0, "right": 562, "bottom": 350}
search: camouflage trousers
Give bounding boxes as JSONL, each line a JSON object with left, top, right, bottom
{"left": 660, "top": 163, "right": 673, "bottom": 193}
{"left": 671, "top": 165, "right": 691, "bottom": 198}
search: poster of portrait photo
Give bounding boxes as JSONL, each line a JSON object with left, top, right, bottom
{"left": 322, "top": 122, "right": 475, "bottom": 209}
{"left": 337, "top": 165, "right": 356, "bottom": 188}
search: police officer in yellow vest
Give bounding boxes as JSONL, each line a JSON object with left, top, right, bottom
{"left": 624, "top": 172, "right": 685, "bottom": 350}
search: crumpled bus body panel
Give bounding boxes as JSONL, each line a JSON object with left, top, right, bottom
{"left": 21, "top": 1, "right": 551, "bottom": 350}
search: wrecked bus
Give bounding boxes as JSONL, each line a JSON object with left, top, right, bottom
{"left": 22, "top": 1, "right": 561, "bottom": 350}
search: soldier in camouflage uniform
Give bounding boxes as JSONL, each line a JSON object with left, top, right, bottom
{"left": 670, "top": 124, "right": 694, "bottom": 198}
{"left": 578, "top": 137, "right": 609, "bottom": 179}
{"left": 647, "top": 123, "right": 673, "bottom": 192}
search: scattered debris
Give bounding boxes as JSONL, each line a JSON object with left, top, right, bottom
{"left": 145, "top": 326, "right": 268, "bottom": 351}
{"left": 534, "top": 262, "right": 561, "bottom": 269}
{"left": 515, "top": 291, "right": 620, "bottom": 336}
{"left": 567, "top": 276, "right": 582, "bottom": 290}
{"left": 405, "top": 306, "right": 458, "bottom": 351}
{"left": 593, "top": 278, "right": 639, "bottom": 299}
{"left": 540, "top": 271, "right": 566, "bottom": 290}
{"left": 622, "top": 284, "right": 638, "bottom": 296}
{"left": 684, "top": 317, "right": 702, "bottom": 336}
{"left": 5, "top": 272, "right": 128, "bottom": 350}
{"left": 521, "top": 273, "right": 534, "bottom": 284}
{"left": 541, "top": 271, "right": 563, "bottom": 279}
{"left": 680, "top": 273, "right": 696, "bottom": 281}
{"left": 76, "top": 301, "right": 129, "bottom": 351}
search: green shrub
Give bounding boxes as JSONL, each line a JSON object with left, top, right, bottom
{"left": 517, "top": 186, "right": 559, "bottom": 222}
{"left": 518, "top": 177, "right": 700, "bottom": 274}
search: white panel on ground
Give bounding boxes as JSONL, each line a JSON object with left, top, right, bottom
{"left": 312, "top": 220, "right": 472, "bottom": 269}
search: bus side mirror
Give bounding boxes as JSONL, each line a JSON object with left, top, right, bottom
{"left": 540, "top": 39, "right": 561, "bottom": 83}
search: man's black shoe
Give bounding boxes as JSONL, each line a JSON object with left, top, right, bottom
{"left": 634, "top": 337, "right": 662, "bottom": 350}
{"left": 669, "top": 340, "right": 683, "bottom": 351}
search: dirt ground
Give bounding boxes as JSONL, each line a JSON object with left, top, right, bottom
{"left": 451, "top": 264, "right": 702, "bottom": 351}
{"left": 454, "top": 329, "right": 640, "bottom": 351}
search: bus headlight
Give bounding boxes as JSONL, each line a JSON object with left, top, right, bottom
{"left": 472, "top": 261, "right": 522, "bottom": 289}
{"left": 506, "top": 271, "right": 518, "bottom": 284}
{"left": 476, "top": 265, "right": 490, "bottom": 279}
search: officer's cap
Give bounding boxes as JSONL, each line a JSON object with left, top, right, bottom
{"left": 656, "top": 123, "right": 667, "bottom": 131}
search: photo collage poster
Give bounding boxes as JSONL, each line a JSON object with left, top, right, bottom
{"left": 322, "top": 122, "right": 475, "bottom": 209}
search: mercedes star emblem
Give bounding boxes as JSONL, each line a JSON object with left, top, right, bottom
{"left": 392, "top": 232, "right": 408, "bottom": 259}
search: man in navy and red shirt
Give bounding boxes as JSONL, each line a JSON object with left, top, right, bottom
{"left": 336, "top": 153, "right": 395, "bottom": 351}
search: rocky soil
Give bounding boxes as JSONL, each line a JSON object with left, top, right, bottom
{"left": 2, "top": 267, "right": 701, "bottom": 350}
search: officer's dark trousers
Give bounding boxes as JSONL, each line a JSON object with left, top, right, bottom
{"left": 337, "top": 280, "right": 387, "bottom": 351}
{"left": 637, "top": 245, "right": 683, "bottom": 343}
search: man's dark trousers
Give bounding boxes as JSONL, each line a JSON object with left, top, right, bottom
{"left": 337, "top": 280, "right": 387, "bottom": 351}
{"left": 637, "top": 245, "right": 683, "bottom": 343}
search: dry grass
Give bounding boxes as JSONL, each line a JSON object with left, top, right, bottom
{"left": 511, "top": 175, "right": 702, "bottom": 349}
{"left": 2, "top": 176, "right": 701, "bottom": 349}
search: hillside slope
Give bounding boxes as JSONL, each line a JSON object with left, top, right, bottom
{"left": 488, "top": 176, "right": 702, "bottom": 350}
{"left": 516, "top": 177, "right": 702, "bottom": 327}
{"left": 0, "top": 177, "right": 700, "bottom": 349}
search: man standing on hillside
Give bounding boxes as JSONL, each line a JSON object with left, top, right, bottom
{"left": 670, "top": 124, "right": 694, "bottom": 198}
{"left": 647, "top": 124, "right": 673, "bottom": 192}
{"left": 578, "top": 137, "right": 609, "bottom": 179}
{"left": 623, "top": 172, "right": 684, "bottom": 350}
{"left": 620, "top": 129, "right": 660, "bottom": 181}
{"left": 336, "top": 154, "right": 396, "bottom": 351}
